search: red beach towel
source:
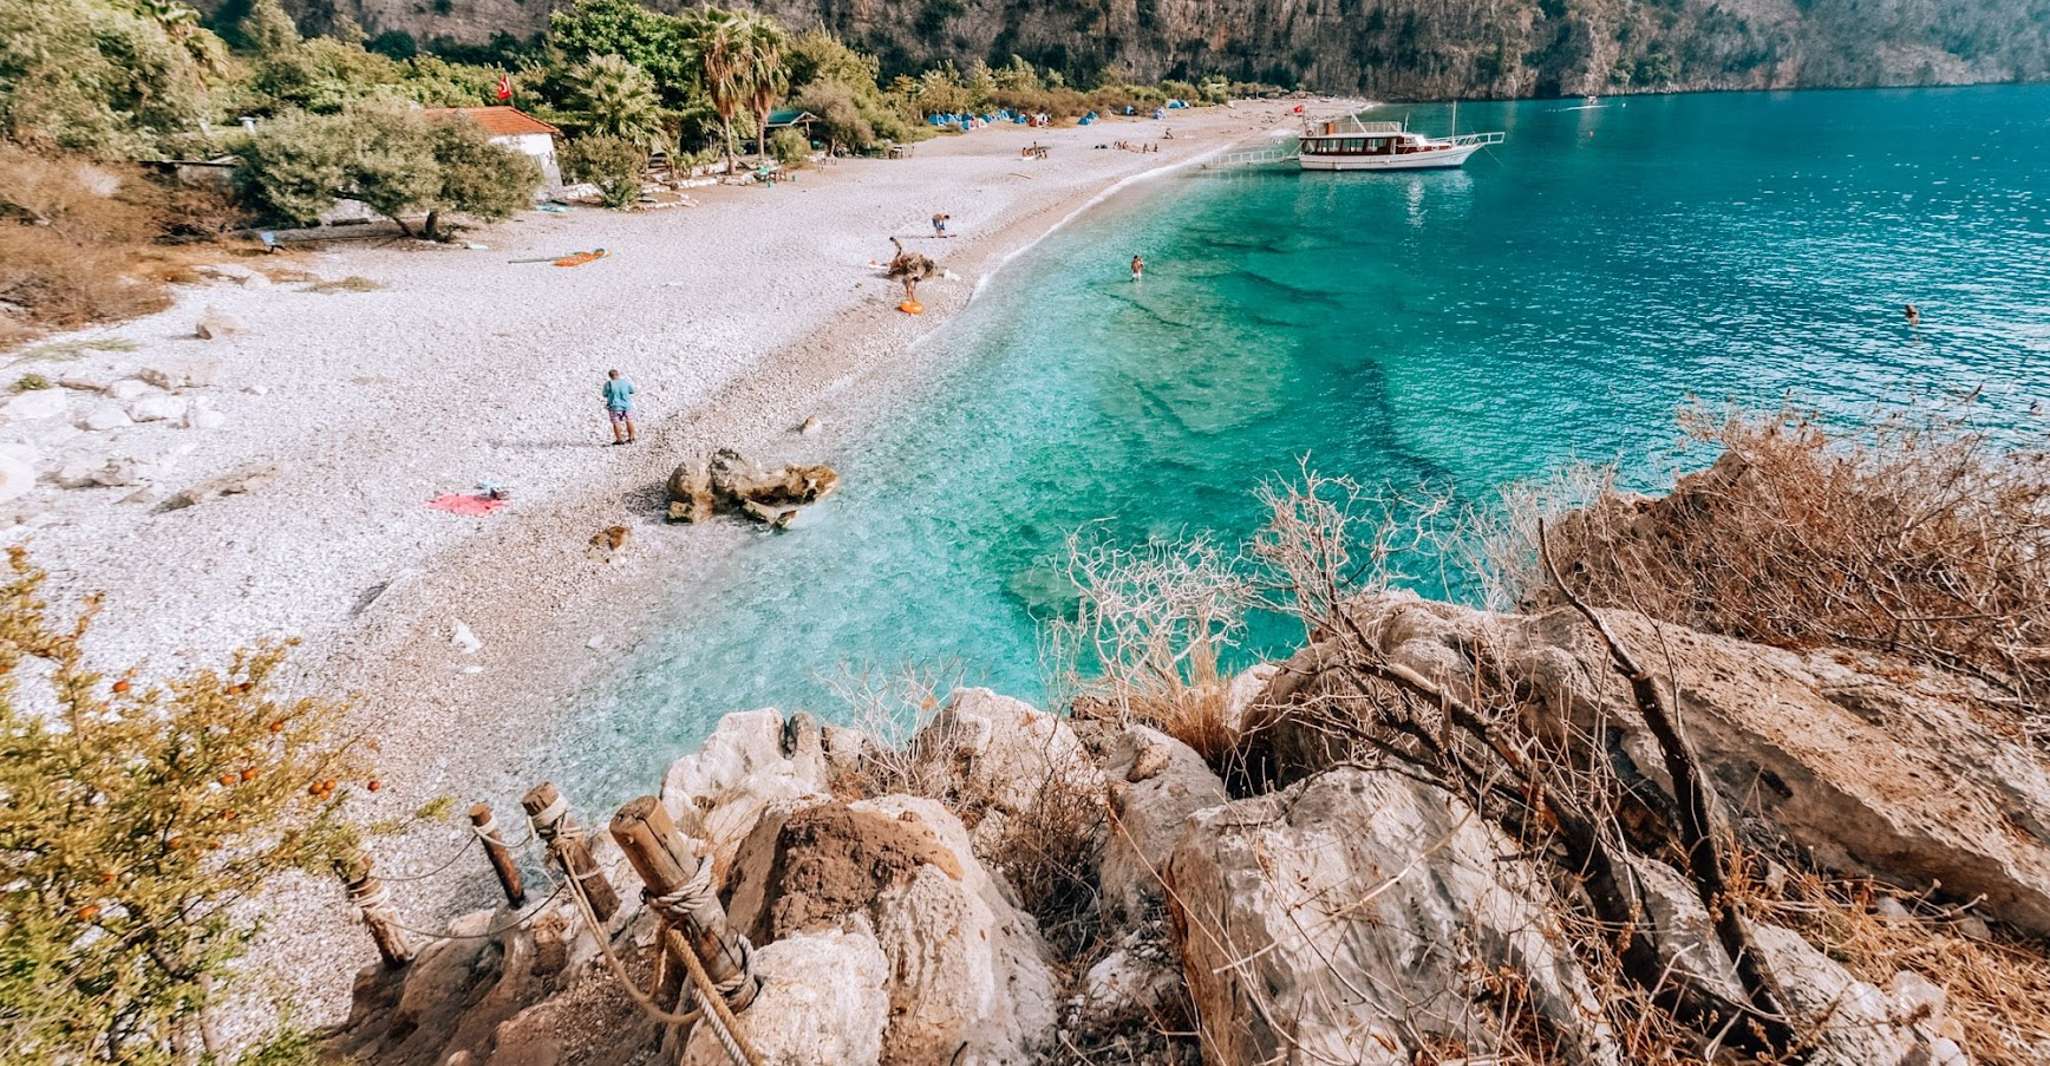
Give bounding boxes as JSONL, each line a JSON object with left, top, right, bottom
{"left": 428, "top": 493, "right": 506, "bottom": 516}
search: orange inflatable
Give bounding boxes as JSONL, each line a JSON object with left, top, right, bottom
{"left": 898, "top": 300, "right": 924, "bottom": 315}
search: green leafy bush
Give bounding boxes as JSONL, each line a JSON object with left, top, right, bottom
{"left": 0, "top": 549, "right": 370, "bottom": 1060}
{"left": 570, "top": 53, "right": 666, "bottom": 146}
{"left": 768, "top": 127, "right": 810, "bottom": 165}
{"left": 561, "top": 133, "right": 646, "bottom": 207}
{"left": 235, "top": 104, "right": 540, "bottom": 238}
{"left": 0, "top": 0, "right": 218, "bottom": 156}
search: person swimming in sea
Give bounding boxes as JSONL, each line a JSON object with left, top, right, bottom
{"left": 1130, "top": 255, "right": 1144, "bottom": 281}
{"left": 1904, "top": 302, "right": 1920, "bottom": 326}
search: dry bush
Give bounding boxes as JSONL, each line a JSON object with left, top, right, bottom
{"left": 1763, "top": 875, "right": 2050, "bottom": 1066}
{"left": 825, "top": 661, "right": 966, "bottom": 801}
{"left": 0, "top": 225, "right": 172, "bottom": 337}
{"left": 0, "top": 148, "right": 240, "bottom": 347}
{"left": 1487, "top": 406, "right": 2050, "bottom": 737}
{"left": 986, "top": 768, "right": 1105, "bottom": 960}
{"left": 1047, "top": 529, "right": 1254, "bottom": 763}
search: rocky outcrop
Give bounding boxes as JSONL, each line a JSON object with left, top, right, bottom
{"left": 1166, "top": 767, "right": 1623, "bottom": 1066}
{"left": 904, "top": 687, "right": 1107, "bottom": 852}
{"left": 229, "top": 0, "right": 2050, "bottom": 101}
{"left": 679, "top": 928, "right": 888, "bottom": 1066}
{"left": 659, "top": 708, "right": 831, "bottom": 871}
{"left": 1096, "top": 724, "right": 1222, "bottom": 921}
{"left": 1252, "top": 591, "right": 2050, "bottom": 936}
{"left": 330, "top": 647, "right": 2036, "bottom": 1066}
{"left": 1629, "top": 858, "right": 1970, "bottom": 1066}
{"left": 665, "top": 448, "right": 838, "bottom": 528}
{"left": 720, "top": 794, "right": 1060, "bottom": 1064}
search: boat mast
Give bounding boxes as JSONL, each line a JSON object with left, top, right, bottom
{"left": 1451, "top": 98, "right": 1458, "bottom": 136}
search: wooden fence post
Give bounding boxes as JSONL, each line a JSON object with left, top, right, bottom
{"left": 522, "top": 781, "right": 619, "bottom": 922}
{"left": 608, "top": 795, "right": 761, "bottom": 1012}
{"left": 335, "top": 849, "right": 414, "bottom": 968}
{"left": 470, "top": 802, "right": 526, "bottom": 908}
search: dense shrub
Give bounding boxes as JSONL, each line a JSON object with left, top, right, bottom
{"left": 235, "top": 104, "right": 540, "bottom": 238}
{"left": 569, "top": 53, "right": 666, "bottom": 145}
{"left": 560, "top": 133, "right": 645, "bottom": 207}
{"left": 0, "top": 148, "right": 213, "bottom": 345}
{"left": 0, "top": 549, "right": 372, "bottom": 1058}
{"left": 768, "top": 127, "right": 810, "bottom": 165}
{"left": 1501, "top": 407, "right": 2050, "bottom": 735}
{"left": 0, "top": 0, "right": 218, "bottom": 156}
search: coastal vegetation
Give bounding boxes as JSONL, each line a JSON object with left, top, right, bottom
{"left": 0, "top": 549, "right": 372, "bottom": 1062}
{"left": 194, "top": 0, "right": 2050, "bottom": 101}
{"left": 0, "top": 0, "right": 1246, "bottom": 348}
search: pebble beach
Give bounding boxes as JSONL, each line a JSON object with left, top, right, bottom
{"left": 0, "top": 97, "right": 1338, "bottom": 1032}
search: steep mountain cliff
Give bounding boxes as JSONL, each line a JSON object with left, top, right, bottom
{"left": 233, "top": 0, "right": 2050, "bottom": 97}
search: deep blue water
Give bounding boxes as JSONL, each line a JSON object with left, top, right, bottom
{"left": 546, "top": 85, "right": 2050, "bottom": 804}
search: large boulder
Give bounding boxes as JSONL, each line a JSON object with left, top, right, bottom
{"left": 722, "top": 795, "right": 1059, "bottom": 1065}
{"left": 665, "top": 458, "right": 713, "bottom": 523}
{"left": 1252, "top": 591, "right": 2050, "bottom": 936}
{"left": 668, "top": 449, "right": 838, "bottom": 526}
{"left": 906, "top": 687, "right": 1107, "bottom": 852}
{"left": 660, "top": 709, "right": 830, "bottom": 872}
{"left": 680, "top": 928, "right": 889, "bottom": 1066}
{"left": 1096, "top": 725, "right": 1224, "bottom": 921}
{"left": 1164, "top": 767, "right": 1621, "bottom": 1066}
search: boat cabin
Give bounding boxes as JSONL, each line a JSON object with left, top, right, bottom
{"left": 1300, "top": 122, "right": 1439, "bottom": 157}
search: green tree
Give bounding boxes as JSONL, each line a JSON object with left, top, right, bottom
{"left": 793, "top": 78, "right": 871, "bottom": 154}
{"left": 0, "top": 549, "right": 368, "bottom": 1060}
{"left": 0, "top": 0, "right": 217, "bottom": 156}
{"left": 571, "top": 53, "right": 665, "bottom": 146}
{"left": 696, "top": 8, "right": 748, "bottom": 171}
{"left": 560, "top": 133, "right": 645, "bottom": 207}
{"left": 235, "top": 104, "right": 539, "bottom": 239}
{"left": 736, "top": 12, "right": 789, "bottom": 164}
{"left": 546, "top": 0, "right": 699, "bottom": 107}
{"left": 237, "top": 0, "right": 299, "bottom": 53}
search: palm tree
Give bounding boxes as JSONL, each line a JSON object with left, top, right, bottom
{"left": 736, "top": 13, "right": 790, "bottom": 164}
{"left": 695, "top": 9, "right": 747, "bottom": 173}
{"left": 573, "top": 54, "right": 667, "bottom": 148}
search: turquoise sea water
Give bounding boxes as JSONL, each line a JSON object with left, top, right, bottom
{"left": 547, "top": 86, "right": 2050, "bottom": 804}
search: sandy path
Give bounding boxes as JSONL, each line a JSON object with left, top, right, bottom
{"left": 1, "top": 98, "right": 1341, "bottom": 1034}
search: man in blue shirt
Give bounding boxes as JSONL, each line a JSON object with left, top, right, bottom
{"left": 602, "top": 369, "right": 637, "bottom": 445}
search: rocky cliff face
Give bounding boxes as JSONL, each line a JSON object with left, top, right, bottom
{"left": 224, "top": 0, "right": 2050, "bottom": 97}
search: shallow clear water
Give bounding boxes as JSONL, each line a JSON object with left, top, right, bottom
{"left": 547, "top": 86, "right": 2050, "bottom": 805}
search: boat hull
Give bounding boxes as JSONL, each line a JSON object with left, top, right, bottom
{"left": 1299, "top": 144, "right": 1481, "bottom": 171}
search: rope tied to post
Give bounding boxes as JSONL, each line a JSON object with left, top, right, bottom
{"left": 345, "top": 878, "right": 390, "bottom": 921}
{"left": 644, "top": 860, "right": 758, "bottom": 1002}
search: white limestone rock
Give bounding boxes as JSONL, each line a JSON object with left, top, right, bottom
{"left": 681, "top": 928, "right": 889, "bottom": 1066}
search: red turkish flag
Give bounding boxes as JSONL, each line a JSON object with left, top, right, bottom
{"left": 495, "top": 74, "right": 513, "bottom": 102}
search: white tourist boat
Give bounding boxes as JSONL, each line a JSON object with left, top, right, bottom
{"left": 1297, "top": 114, "right": 1504, "bottom": 172}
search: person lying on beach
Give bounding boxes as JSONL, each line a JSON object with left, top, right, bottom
{"left": 602, "top": 369, "right": 638, "bottom": 445}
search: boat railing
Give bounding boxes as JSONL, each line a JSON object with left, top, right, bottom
{"left": 1448, "top": 131, "right": 1506, "bottom": 147}
{"left": 1206, "top": 144, "right": 1301, "bottom": 169}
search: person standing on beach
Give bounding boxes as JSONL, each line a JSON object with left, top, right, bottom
{"left": 932, "top": 213, "right": 952, "bottom": 238}
{"left": 1131, "top": 255, "right": 1145, "bottom": 281}
{"left": 602, "top": 369, "right": 637, "bottom": 445}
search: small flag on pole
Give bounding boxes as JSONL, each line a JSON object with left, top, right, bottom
{"left": 495, "top": 74, "right": 513, "bottom": 102}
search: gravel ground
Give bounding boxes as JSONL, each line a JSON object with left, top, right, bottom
{"left": 0, "top": 98, "right": 1339, "bottom": 1040}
